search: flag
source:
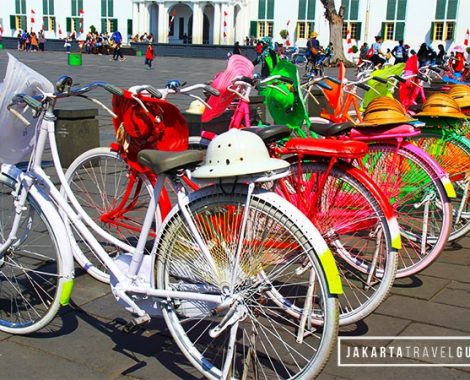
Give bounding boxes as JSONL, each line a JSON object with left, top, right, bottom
{"left": 285, "top": 20, "right": 291, "bottom": 46}
{"left": 465, "top": 28, "right": 470, "bottom": 47}
{"left": 58, "top": 24, "right": 63, "bottom": 39}
{"left": 346, "top": 29, "right": 353, "bottom": 54}
{"left": 79, "top": 9, "right": 85, "bottom": 15}
{"left": 170, "top": 9, "right": 176, "bottom": 26}
{"left": 223, "top": 10, "right": 228, "bottom": 40}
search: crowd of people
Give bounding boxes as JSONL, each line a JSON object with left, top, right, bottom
{"left": 359, "top": 35, "right": 467, "bottom": 73}
{"left": 16, "top": 30, "right": 46, "bottom": 52}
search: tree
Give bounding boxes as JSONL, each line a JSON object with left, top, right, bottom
{"left": 320, "top": 0, "right": 354, "bottom": 66}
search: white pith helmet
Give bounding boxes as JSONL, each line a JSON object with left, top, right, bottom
{"left": 192, "top": 129, "right": 289, "bottom": 179}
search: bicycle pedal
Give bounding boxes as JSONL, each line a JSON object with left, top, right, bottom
{"left": 122, "top": 314, "right": 151, "bottom": 333}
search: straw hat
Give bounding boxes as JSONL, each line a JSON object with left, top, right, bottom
{"left": 416, "top": 93, "right": 467, "bottom": 119}
{"left": 448, "top": 85, "right": 470, "bottom": 109}
{"left": 357, "top": 97, "right": 417, "bottom": 127}
{"left": 185, "top": 100, "right": 205, "bottom": 115}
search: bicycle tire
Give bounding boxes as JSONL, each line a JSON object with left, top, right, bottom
{"left": 64, "top": 147, "right": 166, "bottom": 283}
{"left": 362, "top": 143, "right": 452, "bottom": 278}
{"left": 156, "top": 185, "right": 339, "bottom": 379}
{"left": 0, "top": 173, "right": 65, "bottom": 334}
{"left": 411, "top": 131, "right": 470, "bottom": 242}
{"left": 277, "top": 161, "right": 398, "bottom": 325}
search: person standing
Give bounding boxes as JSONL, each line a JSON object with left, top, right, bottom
{"left": 144, "top": 43, "right": 154, "bottom": 70}
{"left": 436, "top": 44, "right": 446, "bottom": 65}
{"left": 233, "top": 41, "right": 241, "bottom": 55}
{"left": 391, "top": 39, "right": 408, "bottom": 63}
{"left": 38, "top": 30, "right": 46, "bottom": 51}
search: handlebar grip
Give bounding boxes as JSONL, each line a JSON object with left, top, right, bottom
{"left": 204, "top": 85, "right": 220, "bottom": 97}
{"left": 316, "top": 81, "right": 332, "bottom": 91}
{"left": 371, "top": 76, "right": 388, "bottom": 84}
{"left": 356, "top": 82, "right": 370, "bottom": 91}
{"left": 416, "top": 73, "right": 429, "bottom": 82}
{"left": 278, "top": 76, "right": 294, "bottom": 85}
{"left": 103, "top": 83, "right": 124, "bottom": 96}
{"left": 142, "top": 86, "right": 163, "bottom": 99}
{"left": 7, "top": 106, "right": 32, "bottom": 127}
{"left": 393, "top": 74, "right": 407, "bottom": 83}
{"left": 429, "top": 66, "right": 441, "bottom": 73}
{"left": 238, "top": 76, "right": 255, "bottom": 85}
{"left": 325, "top": 76, "right": 342, "bottom": 85}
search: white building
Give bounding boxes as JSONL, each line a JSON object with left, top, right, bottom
{"left": 1, "top": 0, "right": 468, "bottom": 52}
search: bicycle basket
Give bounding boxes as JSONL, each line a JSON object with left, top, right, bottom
{"left": 112, "top": 90, "right": 188, "bottom": 172}
{"left": 0, "top": 53, "right": 54, "bottom": 164}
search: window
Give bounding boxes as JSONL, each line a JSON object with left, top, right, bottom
{"left": 12, "top": 0, "right": 27, "bottom": 30}
{"left": 100, "top": 18, "right": 117, "bottom": 34}
{"left": 15, "top": 0, "right": 27, "bottom": 14}
{"left": 256, "top": 0, "right": 274, "bottom": 38}
{"left": 432, "top": 0, "right": 457, "bottom": 41}
{"left": 297, "top": 0, "right": 315, "bottom": 39}
{"left": 341, "top": 0, "right": 362, "bottom": 40}
{"left": 127, "top": 19, "right": 133, "bottom": 37}
{"left": 256, "top": 21, "right": 273, "bottom": 38}
{"left": 43, "top": 16, "right": 56, "bottom": 31}
{"left": 381, "top": 0, "right": 406, "bottom": 41}
{"left": 43, "top": 0, "right": 54, "bottom": 15}
{"left": 296, "top": 22, "right": 314, "bottom": 39}
{"left": 66, "top": 17, "right": 80, "bottom": 32}
{"left": 101, "top": 0, "right": 114, "bottom": 17}
{"left": 10, "top": 15, "right": 27, "bottom": 31}
{"left": 71, "top": 0, "right": 83, "bottom": 16}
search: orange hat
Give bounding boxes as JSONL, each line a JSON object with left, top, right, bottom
{"left": 416, "top": 93, "right": 467, "bottom": 119}
{"left": 357, "top": 97, "right": 417, "bottom": 127}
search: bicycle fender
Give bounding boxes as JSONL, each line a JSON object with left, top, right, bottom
{"left": 338, "top": 162, "right": 402, "bottom": 250}
{"left": 0, "top": 164, "right": 76, "bottom": 305}
{"left": 401, "top": 142, "right": 456, "bottom": 199}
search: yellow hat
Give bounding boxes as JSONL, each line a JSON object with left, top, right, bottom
{"left": 185, "top": 100, "right": 205, "bottom": 115}
{"left": 416, "top": 93, "right": 467, "bottom": 119}
{"left": 357, "top": 97, "right": 417, "bottom": 127}
{"left": 311, "top": 31, "right": 318, "bottom": 38}
{"left": 448, "top": 85, "right": 470, "bottom": 109}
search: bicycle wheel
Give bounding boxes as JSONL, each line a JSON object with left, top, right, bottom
{"left": 0, "top": 174, "right": 65, "bottom": 334}
{"left": 411, "top": 132, "right": 470, "bottom": 242}
{"left": 362, "top": 143, "right": 452, "bottom": 278}
{"left": 277, "top": 161, "right": 397, "bottom": 325}
{"left": 64, "top": 147, "right": 165, "bottom": 283}
{"left": 156, "top": 185, "right": 339, "bottom": 379}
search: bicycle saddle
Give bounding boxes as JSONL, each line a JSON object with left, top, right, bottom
{"left": 244, "top": 125, "right": 292, "bottom": 144}
{"left": 137, "top": 150, "right": 204, "bottom": 175}
{"left": 284, "top": 137, "right": 368, "bottom": 159}
{"left": 309, "top": 121, "right": 355, "bottom": 137}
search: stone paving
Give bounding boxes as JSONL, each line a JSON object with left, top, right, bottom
{"left": 1, "top": 49, "right": 470, "bottom": 380}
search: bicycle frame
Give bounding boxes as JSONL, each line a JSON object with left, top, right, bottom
{"left": 2, "top": 106, "right": 227, "bottom": 318}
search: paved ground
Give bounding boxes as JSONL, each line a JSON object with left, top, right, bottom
{"left": 1, "top": 49, "right": 470, "bottom": 380}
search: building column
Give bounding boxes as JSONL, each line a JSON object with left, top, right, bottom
{"left": 157, "top": 2, "right": 168, "bottom": 43}
{"left": 213, "top": 3, "right": 221, "bottom": 45}
{"left": 133, "top": 2, "right": 139, "bottom": 36}
{"left": 192, "top": 2, "right": 203, "bottom": 44}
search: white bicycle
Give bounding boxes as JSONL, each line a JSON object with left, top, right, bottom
{"left": 0, "top": 63, "right": 341, "bottom": 378}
